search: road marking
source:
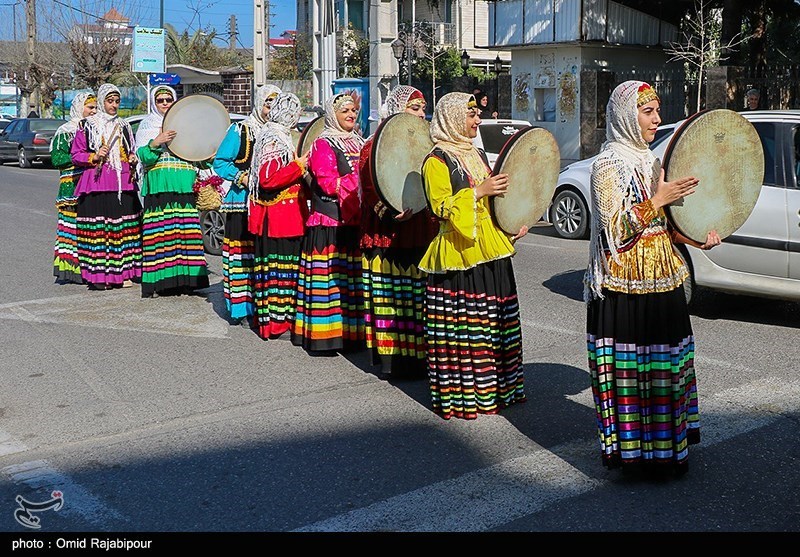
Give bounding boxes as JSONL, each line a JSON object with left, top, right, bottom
{"left": 0, "top": 430, "right": 28, "bottom": 457}
{"left": 294, "top": 378, "right": 800, "bottom": 532}
{"left": 2, "top": 459, "right": 126, "bottom": 526}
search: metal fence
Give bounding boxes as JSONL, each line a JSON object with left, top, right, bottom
{"left": 611, "top": 67, "right": 703, "bottom": 124}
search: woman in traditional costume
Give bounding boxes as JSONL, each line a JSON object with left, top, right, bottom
{"left": 51, "top": 91, "right": 97, "bottom": 284}
{"left": 248, "top": 92, "right": 309, "bottom": 339}
{"left": 71, "top": 83, "right": 141, "bottom": 290}
{"left": 419, "top": 92, "right": 528, "bottom": 420}
{"left": 135, "top": 85, "right": 210, "bottom": 298}
{"left": 359, "top": 85, "right": 437, "bottom": 378}
{"left": 292, "top": 93, "right": 365, "bottom": 353}
{"left": 584, "top": 80, "right": 720, "bottom": 476}
{"left": 213, "top": 84, "right": 281, "bottom": 324}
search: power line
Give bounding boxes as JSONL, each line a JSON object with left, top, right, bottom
{"left": 51, "top": 0, "right": 120, "bottom": 24}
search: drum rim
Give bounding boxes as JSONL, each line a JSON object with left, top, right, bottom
{"left": 662, "top": 108, "right": 761, "bottom": 242}
{"left": 296, "top": 115, "right": 325, "bottom": 155}
{"left": 369, "top": 112, "right": 432, "bottom": 215}
{"left": 162, "top": 93, "right": 230, "bottom": 161}
{"left": 490, "top": 125, "right": 549, "bottom": 234}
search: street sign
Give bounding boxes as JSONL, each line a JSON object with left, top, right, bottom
{"left": 131, "top": 27, "right": 165, "bottom": 74}
{"left": 149, "top": 73, "right": 181, "bottom": 86}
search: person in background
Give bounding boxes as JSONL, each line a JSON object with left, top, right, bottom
{"left": 213, "top": 84, "right": 281, "bottom": 326}
{"left": 359, "top": 85, "right": 438, "bottom": 379}
{"left": 584, "top": 80, "right": 721, "bottom": 478}
{"left": 70, "top": 83, "right": 141, "bottom": 291}
{"left": 51, "top": 92, "right": 97, "bottom": 284}
{"left": 248, "top": 92, "right": 310, "bottom": 340}
{"left": 745, "top": 88, "right": 761, "bottom": 110}
{"left": 475, "top": 91, "right": 498, "bottom": 119}
{"left": 292, "top": 93, "right": 366, "bottom": 354}
{"left": 419, "top": 92, "right": 528, "bottom": 420}
{"left": 135, "top": 85, "right": 210, "bottom": 298}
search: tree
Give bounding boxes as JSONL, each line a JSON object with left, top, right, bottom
{"left": 164, "top": 24, "right": 242, "bottom": 68}
{"left": 665, "top": 0, "right": 751, "bottom": 112}
{"left": 337, "top": 25, "right": 369, "bottom": 78}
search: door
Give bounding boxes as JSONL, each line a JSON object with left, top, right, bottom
{"left": 789, "top": 124, "right": 800, "bottom": 280}
{"left": 700, "top": 120, "right": 789, "bottom": 279}
{"left": 0, "top": 120, "right": 19, "bottom": 159}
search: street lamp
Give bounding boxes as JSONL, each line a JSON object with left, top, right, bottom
{"left": 460, "top": 50, "right": 471, "bottom": 72}
{"left": 492, "top": 54, "right": 507, "bottom": 119}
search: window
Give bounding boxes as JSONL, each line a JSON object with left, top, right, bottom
{"left": 29, "top": 120, "right": 63, "bottom": 132}
{"left": 533, "top": 88, "right": 556, "bottom": 122}
{"left": 751, "top": 122, "right": 776, "bottom": 186}
{"left": 4, "top": 120, "right": 19, "bottom": 134}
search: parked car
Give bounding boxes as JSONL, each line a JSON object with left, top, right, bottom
{"left": 0, "top": 118, "right": 65, "bottom": 167}
{"left": 545, "top": 110, "right": 800, "bottom": 305}
{"left": 473, "top": 118, "right": 533, "bottom": 167}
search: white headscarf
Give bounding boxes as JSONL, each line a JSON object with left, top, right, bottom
{"left": 378, "top": 85, "right": 425, "bottom": 120}
{"left": 316, "top": 93, "right": 365, "bottom": 157}
{"left": 82, "top": 83, "right": 135, "bottom": 198}
{"left": 429, "top": 92, "right": 489, "bottom": 183}
{"left": 244, "top": 84, "right": 281, "bottom": 139}
{"left": 585, "top": 80, "right": 661, "bottom": 301}
{"left": 52, "top": 91, "right": 94, "bottom": 144}
{"left": 248, "top": 93, "right": 302, "bottom": 201}
{"left": 135, "top": 85, "right": 177, "bottom": 148}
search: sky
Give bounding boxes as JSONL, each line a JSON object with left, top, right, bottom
{"left": 0, "top": 0, "right": 297, "bottom": 49}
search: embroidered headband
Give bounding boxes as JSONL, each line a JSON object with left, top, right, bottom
{"left": 84, "top": 95, "right": 96, "bottom": 105}
{"left": 332, "top": 94, "right": 355, "bottom": 112}
{"left": 636, "top": 83, "right": 660, "bottom": 107}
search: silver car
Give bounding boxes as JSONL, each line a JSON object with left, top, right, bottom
{"left": 545, "top": 110, "right": 800, "bottom": 305}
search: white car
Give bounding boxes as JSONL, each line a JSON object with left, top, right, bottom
{"left": 544, "top": 110, "right": 800, "bottom": 305}
{"left": 473, "top": 118, "right": 533, "bottom": 167}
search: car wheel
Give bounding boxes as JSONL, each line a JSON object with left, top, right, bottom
{"left": 551, "top": 188, "right": 589, "bottom": 239}
{"left": 200, "top": 209, "right": 225, "bottom": 256}
{"left": 18, "top": 147, "right": 31, "bottom": 168}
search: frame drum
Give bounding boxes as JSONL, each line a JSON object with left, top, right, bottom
{"left": 296, "top": 116, "right": 325, "bottom": 156}
{"left": 491, "top": 126, "right": 561, "bottom": 235}
{"left": 663, "top": 109, "right": 764, "bottom": 243}
{"left": 162, "top": 94, "right": 231, "bottom": 161}
{"left": 370, "top": 112, "right": 433, "bottom": 214}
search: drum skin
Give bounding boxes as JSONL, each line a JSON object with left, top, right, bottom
{"left": 296, "top": 116, "right": 325, "bottom": 156}
{"left": 370, "top": 112, "right": 433, "bottom": 214}
{"left": 663, "top": 109, "right": 764, "bottom": 243}
{"left": 491, "top": 126, "right": 560, "bottom": 235}
{"left": 162, "top": 94, "right": 231, "bottom": 161}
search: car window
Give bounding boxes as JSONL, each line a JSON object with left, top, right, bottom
{"left": 29, "top": 120, "right": 64, "bottom": 132}
{"left": 4, "top": 120, "right": 19, "bottom": 134}
{"left": 479, "top": 123, "right": 530, "bottom": 154}
{"left": 793, "top": 125, "right": 800, "bottom": 187}
{"left": 751, "top": 122, "right": 776, "bottom": 185}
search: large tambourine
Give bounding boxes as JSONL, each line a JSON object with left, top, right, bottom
{"left": 162, "top": 94, "right": 231, "bottom": 161}
{"left": 296, "top": 115, "right": 325, "bottom": 156}
{"left": 490, "top": 126, "right": 561, "bottom": 235}
{"left": 662, "top": 108, "right": 764, "bottom": 243}
{"left": 370, "top": 112, "right": 433, "bottom": 214}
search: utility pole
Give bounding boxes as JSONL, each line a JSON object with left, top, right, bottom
{"left": 229, "top": 15, "right": 237, "bottom": 50}
{"left": 254, "top": 2, "right": 265, "bottom": 88}
{"left": 25, "top": 0, "right": 39, "bottom": 116}
{"left": 264, "top": 1, "right": 271, "bottom": 79}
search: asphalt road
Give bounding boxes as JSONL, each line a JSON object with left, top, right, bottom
{"left": 0, "top": 163, "right": 799, "bottom": 536}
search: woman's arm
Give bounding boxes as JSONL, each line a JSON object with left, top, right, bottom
{"left": 50, "top": 132, "right": 73, "bottom": 168}
{"left": 259, "top": 157, "right": 304, "bottom": 190}
{"left": 422, "top": 156, "right": 477, "bottom": 240}
{"left": 212, "top": 125, "right": 247, "bottom": 187}
{"left": 70, "top": 128, "right": 97, "bottom": 167}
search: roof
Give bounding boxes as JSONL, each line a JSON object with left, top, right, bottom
{"left": 102, "top": 7, "right": 130, "bottom": 23}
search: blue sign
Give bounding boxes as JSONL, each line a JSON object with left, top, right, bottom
{"left": 331, "top": 78, "right": 370, "bottom": 137}
{"left": 149, "top": 73, "right": 181, "bottom": 86}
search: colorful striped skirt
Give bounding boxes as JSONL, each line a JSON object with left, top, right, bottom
{"left": 292, "top": 225, "right": 365, "bottom": 352}
{"left": 222, "top": 211, "right": 256, "bottom": 321}
{"left": 362, "top": 246, "right": 428, "bottom": 377}
{"left": 425, "top": 257, "right": 525, "bottom": 420}
{"left": 140, "top": 192, "right": 209, "bottom": 297}
{"left": 76, "top": 191, "right": 142, "bottom": 287}
{"left": 586, "top": 286, "right": 700, "bottom": 475}
{"left": 253, "top": 235, "right": 302, "bottom": 340}
{"left": 54, "top": 199, "right": 82, "bottom": 284}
